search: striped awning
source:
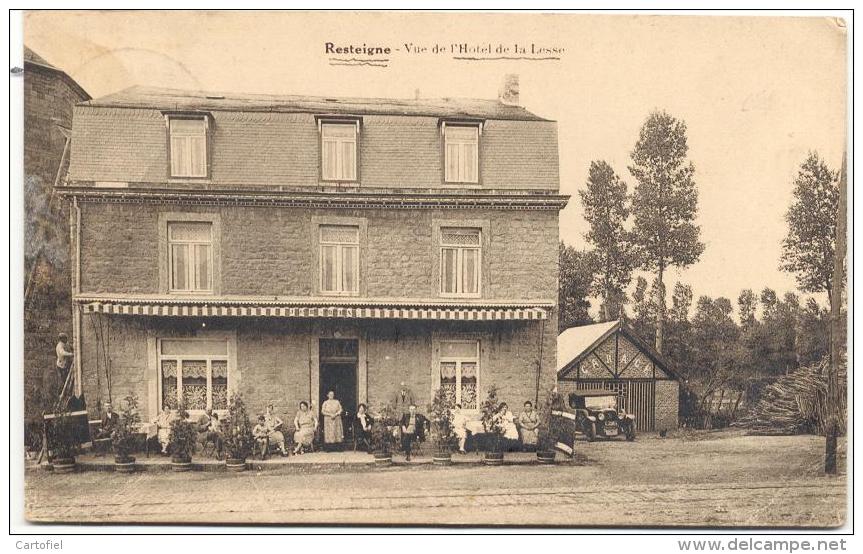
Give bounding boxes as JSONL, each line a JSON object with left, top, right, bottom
{"left": 80, "top": 302, "right": 548, "bottom": 321}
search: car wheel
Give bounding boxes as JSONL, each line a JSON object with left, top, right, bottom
{"left": 585, "top": 422, "right": 596, "bottom": 442}
{"left": 625, "top": 423, "right": 636, "bottom": 442}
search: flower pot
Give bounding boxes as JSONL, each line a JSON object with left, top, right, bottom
{"left": 114, "top": 455, "right": 136, "bottom": 473}
{"left": 433, "top": 451, "right": 452, "bottom": 466}
{"left": 225, "top": 457, "right": 247, "bottom": 472}
{"left": 171, "top": 455, "right": 192, "bottom": 472}
{"left": 483, "top": 451, "right": 504, "bottom": 466}
{"left": 51, "top": 457, "right": 76, "bottom": 474}
{"left": 536, "top": 450, "right": 557, "bottom": 465}
{"left": 373, "top": 451, "right": 392, "bottom": 466}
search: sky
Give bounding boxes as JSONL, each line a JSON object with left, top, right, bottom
{"left": 23, "top": 11, "right": 848, "bottom": 313}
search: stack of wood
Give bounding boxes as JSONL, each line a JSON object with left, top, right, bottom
{"left": 737, "top": 359, "right": 847, "bottom": 436}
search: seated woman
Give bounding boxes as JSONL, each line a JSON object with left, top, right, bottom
{"left": 354, "top": 403, "right": 372, "bottom": 452}
{"left": 517, "top": 401, "right": 539, "bottom": 451}
{"left": 498, "top": 403, "right": 520, "bottom": 452}
{"left": 292, "top": 401, "right": 317, "bottom": 455}
{"left": 252, "top": 415, "right": 269, "bottom": 459}
{"left": 452, "top": 403, "right": 468, "bottom": 454}
{"left": 263, "top": 404, "right": 288, "bottom": 457}
{"left": 153, "top": 408, "right": 176, "bottom": 455}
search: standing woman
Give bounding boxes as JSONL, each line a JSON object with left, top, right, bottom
{"left": 320, "top": 391, "right": 344, "bottom": 451}
{"left": 518, "top": 401, "right": 539, "bottom": 451}
{"left": 292, "top": 401, "right": 317, "bottom": 455}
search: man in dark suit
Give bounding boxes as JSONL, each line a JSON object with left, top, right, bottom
{"left": 97, "top": 402, "right": 120, "bottom": 439}
{"left": 399, "top": 404, "right": 427, "bottom": 462}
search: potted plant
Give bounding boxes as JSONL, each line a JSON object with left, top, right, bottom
{"left": 112, "top": 393, "right": 141, "bottom": 473}
{"left": 167, "top": 402, "right": 196, "bottom": 472}
{"left": 428, "top": 387, "right": 457, "bottom": 465}
{"left": 223, "top": 393, "right": 254, "bottom": 472}
{"left": 369, "top": 403, "right": 395, "bottom": 466}
{"left": 536, "top": 387, "right": 561, "bottom": 464}
{"left": 48, "top": 409, "right": 78, "bottom": 473}
{"left": 480, "top": 385, "right": 505, "bottom": 466}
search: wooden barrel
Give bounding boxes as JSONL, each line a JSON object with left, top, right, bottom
{"left": 171, "top": 456, "right": 192, "bottom": 472}
{"left": 482, "top": 452, "right": 504, "bottom": 466}
{"left": 536, "top": 450, "right": 557, "bottom": 465}
{"left": 114, "top": 456, "right": 136, "bottom": 473}
{"left": 52, "top": 457, "right": 76, "bottom": 474}
{"left": 225, "top": 458, "right": 247, "bottom": 472}
{"left": 373, "top": 452, "right": 392, "bottom": 466}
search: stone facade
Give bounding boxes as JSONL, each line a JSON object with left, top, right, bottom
{"left": 79, "top": 316, "right": 557, "bottom": 423}
{"left": 64, "top": 84, "right": 564, "bottom": 425}
{"left": 23, "top": 47, "right": 89, "bottom": 434}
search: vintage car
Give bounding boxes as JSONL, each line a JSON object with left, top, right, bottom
{"left": 567, "top": 389, "right": 636, "bottom": 441}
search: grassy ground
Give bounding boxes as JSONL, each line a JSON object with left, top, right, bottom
{"left": 24, "top": 429, "right": 847, "bottom": 527}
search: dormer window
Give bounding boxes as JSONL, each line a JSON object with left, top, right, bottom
{"left": 320, "top": 120, "right": 359, "bottom": 181}
{"left": 443, "top": 123, "right": 480, "bottom": 184}
{"left": 168, "top": 116, "right": 208, "bottom": 178}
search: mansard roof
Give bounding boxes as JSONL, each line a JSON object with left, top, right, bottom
{"left": 82, "top": 85, "right": 550, "bottom": 121}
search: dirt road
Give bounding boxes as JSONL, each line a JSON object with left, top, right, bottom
{"left": 24, "top": 430, "right": 847, "bottom": 527}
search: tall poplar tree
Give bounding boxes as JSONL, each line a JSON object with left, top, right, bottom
{"left": 580, "top": 160, "right": 633, "bottom": 321}
{"left": 629, "top": 111, "right": 704, "bottom": 353}
{"left": 780, "top": 152, "right": 839, "bottom": 304}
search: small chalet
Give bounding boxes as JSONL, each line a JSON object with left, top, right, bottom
{"left": 557, "top": 320, "right": 680, "bottom": 432}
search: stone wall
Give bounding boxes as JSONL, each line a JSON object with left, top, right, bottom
{"left": 654, "top": 379, "right": 680, "bottom": 433}
{"left": 23, "top": 61, "right": 88, "bottom": 428}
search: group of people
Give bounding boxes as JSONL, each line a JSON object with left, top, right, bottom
{"left": 140, "top": 383, "right": 544, "bottom": 460}
{"left": 450, "top": 400, "right": 541, "bottom": 453}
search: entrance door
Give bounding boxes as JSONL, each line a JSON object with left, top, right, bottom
{"left": 319, "top": 339, "right": 359, "bottom": 417}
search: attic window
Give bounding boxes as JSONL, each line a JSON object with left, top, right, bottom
{"left": 319, "top": 119, "right": 359, "bottom": 182}
{"left": 443, "top": 122, "right": 480, "bottom": 184}
{"left": 168, "top": 116, "right": 208, "bottom": 178}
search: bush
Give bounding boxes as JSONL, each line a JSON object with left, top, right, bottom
{"left": 480, "top": 385, "right": 504, "bottom": 453}
{"left": 167, "top": 403, "right": 197, "bottom": 459}
{"left": 370, "top": 402, "right": 395, "bottom": 455}
{"left": 112, "top": 393, "right": 141, "bottom": 459}
{"left": 48, "top": 410, "right": 78, "bottom": 460}
{"left": 537, "top": 387, "right": 561, "bottom": 452}
{"left": 428, "top": 387, "right": 457, "bottom": 453}
{"left": 223, "top": 393, "right": 254, "bottom": 460}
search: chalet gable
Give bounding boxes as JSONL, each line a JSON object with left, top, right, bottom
{"left": 557, "top": 320, "right": 679, "bottom": 381}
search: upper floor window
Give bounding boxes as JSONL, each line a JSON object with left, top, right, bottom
{"left": 169, "top": 117, "right": 208, "bottom": 178}
{"left": 321, "top": 122, "right": 358, "bottom": 181}
{"left": 444, "top": 124, "right": 479, "bottom": 183}
{"left": 320, "top": 225, "right": 359, "bottom": 294}
{"left": 440, "top": 227, "right": 481, "bottom": 297}
{"left": 169, "top": 222, "right": 213, "bottom": 293}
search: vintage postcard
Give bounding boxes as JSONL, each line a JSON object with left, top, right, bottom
{"left": 18, "top": 10, "right": 848, "bottom": 528}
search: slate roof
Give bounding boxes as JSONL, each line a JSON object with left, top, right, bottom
{"left": 24, "top": 46, "right": 54, "bottom": 68}
{"left": 24, "top": 46, "right": 91, "bottom": 100}
{"left": 82, "top": 85, "right": 550, "bottom": 121}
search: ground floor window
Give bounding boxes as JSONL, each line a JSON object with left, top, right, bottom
{"left": 439, "top": 340, "right": 479, "bottom": 410}
{"left": 159, "top": 339, "right": 228, "bottom": 411}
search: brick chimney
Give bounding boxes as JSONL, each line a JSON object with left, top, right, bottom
{"left": 498, "top": 74, "right": 519, "bottom": 106}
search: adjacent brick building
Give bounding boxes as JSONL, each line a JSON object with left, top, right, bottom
{"left": 60, "top": 77, "right": 568, "bottom": 428}
{"left": 557, "top": 320, "right": 680, "bottom": 432}
{"left": 23, "top": 46, "right": 90, "bottom": 436}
